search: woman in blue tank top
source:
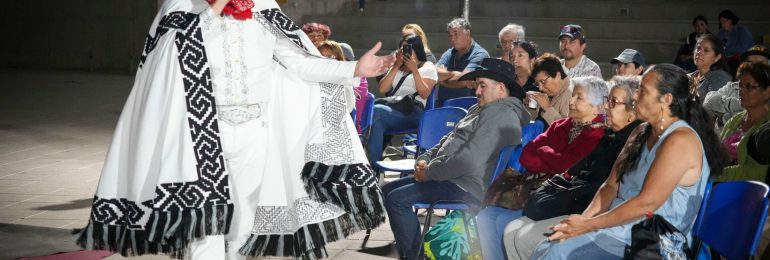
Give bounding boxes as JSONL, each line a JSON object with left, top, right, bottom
{"left": 530, "top": 64, "right": 729, "bottom": 259}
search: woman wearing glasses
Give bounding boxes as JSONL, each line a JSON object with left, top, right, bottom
{"left": 498, "top": 76, "right": 641, "bottom": 259}
{"left": 527, "top": 53, "right": 574, "bottom": 126}
{"left": 716, "top": 62, "right": 770, "bottom": 183}
{"left": 477, "top": 76, "right": 608, "bottom": 259}
{"left": 721, "top": 61, "right": 770, "bottom": 260}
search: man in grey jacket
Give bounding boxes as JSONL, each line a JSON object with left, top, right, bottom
{"left": 382, "top": 58, "right": 529, "bottom": 259}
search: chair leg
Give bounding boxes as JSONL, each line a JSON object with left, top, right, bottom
{"left": 361, "top": 228, "right": 372, "bottom": 247}
{"left": 416, "top": 207, "right": 434, "bottom": 260}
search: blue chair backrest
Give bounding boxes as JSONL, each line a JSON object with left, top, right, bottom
{"left": 692, "top": 181, "right": 770, "bottom": 259}
{"left": 359, "top": 92, "right": 376, "bottom": 132}
{"left": 488, "top": 145, "right": 517, "bottom": 185}
{"left": 507, "top": 145, "right": 525, "bottom": 173}
{"left": 424, "top": 86, "right": 438, "bottom": 110}
{"left": 521, "top": 120, "right": 545, "bottom": 146}
{"left": 416, "top": 107, "right": 467, "bottom": 152}
{"left": 443, "top": 97, "right": 478, "bottom": 110}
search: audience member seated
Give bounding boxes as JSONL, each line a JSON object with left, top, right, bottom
{"left": 718, "top": 9, "right": 754, "bottom": 78}
{"left": 498, "top": 23, "right": 526, "bottom": 64}
{"left": 718, "top": 9, "right": 754, "bottom": 59}
{"left": 476, "top": 77, "right": 612, "bottom": 259}
{"left": 610, "top": 49, "right": 645, "bottom": 76}
{"left": 674, "top": 15, "right": 710, "bottom": 73}
{"left": 368, "top": 34, "right": 437, "bottom": 164}
{"left": 401, "top": 24, "right": 437, "bottom": 63}
{"left": 530, "top": 64, "right": 728, "bottom": 259}
{"left": 704, "top": 46, "right": 770, "bottom": 129}
{"left": 382, "top": 58, "right": 528, "bottom": 260}
{"left": 500, "top": 75, "right": 643, "bottom": 260}
{"left": 527, "top": 53, "right": 574, "bottom": 125}
{"left": 511, "top": 40, "right": 540, "bottom": 93}
{"left": 519, "top": 76, "right": 607, "bottom": 175}
{"left": 435, "top": 18, "right": 490, "bottom": 105}
{"left": 558, "top": 24, "right": 602, "bottom": 78}
{"left": 690, "top": 34, "right": 732, "bottom": 97}
{"left": 302, "top": 22, "right": 356, "bottom": 60}
{"left": 317, "top": 40, "right": 370, "bottom": 134}
{"left": 716, "top": 62, "right": 770, "bottom": 182}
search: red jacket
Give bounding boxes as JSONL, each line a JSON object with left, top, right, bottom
{"left": 519, "top": 116, "right": 605, "bottom": 175}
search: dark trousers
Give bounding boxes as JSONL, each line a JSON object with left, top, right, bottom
{"left": 382, "top": 176, "right": 478, "bottom": 259}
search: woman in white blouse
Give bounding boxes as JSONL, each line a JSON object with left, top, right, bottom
{"left": 369, "top": 34, "right": 438, "bottom": 164}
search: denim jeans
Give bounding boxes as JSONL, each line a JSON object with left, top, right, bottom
{"left": 382, "top": 176, "right": 478, "bottom": 260}
{"left": 476, "top": 206, "right": 523, "bottom": 260}
{"left": 367, "top": 104, "right": 421, "bottom": 164}
{"left": 530, "top": 231, "right": 626, "bottom": 260}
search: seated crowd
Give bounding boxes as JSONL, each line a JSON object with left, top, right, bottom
{"left": 306, "top": 8, "right": 769, "bottom": 259}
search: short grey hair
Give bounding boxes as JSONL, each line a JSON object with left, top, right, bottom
{"left": 572, "top": 76, "right": 608, "bottom": 107}
{"left": 498, "top": 23, "right": 526, "bottom": 41}
{"left": 447, "top": 18, "right": 472, "bottom": 32}
{"left": 608, "top": 75, "right": 641, "bottom": 109}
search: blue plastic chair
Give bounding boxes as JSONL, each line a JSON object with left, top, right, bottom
{"left": 374, "top": 107, "right": 467, "bottom": 177}
{"left": 443, "top": 96, "right": 478, "bottom": 110}
{"left": 385, "top": 88, "right": 436, "bottom": 138}
{"left": 692, "top": 181, "right": 770, "bottom": 259}
{"left": 521, "top": 120, "right": 545, "bottom": 146}
{"left": 358, "top": 92, "right": 376, "bottom": 138}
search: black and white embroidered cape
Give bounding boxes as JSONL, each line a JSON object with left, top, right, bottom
{"left": 74, "top": 1, "right": 385, "bottom": 259}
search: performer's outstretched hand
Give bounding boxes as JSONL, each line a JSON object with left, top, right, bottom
{"left": 355, "top": 42, "right": 396, "bottom": 78}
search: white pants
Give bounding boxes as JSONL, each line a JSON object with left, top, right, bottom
{"left": 186, "top": 119, "right": 269, "bottom": 260}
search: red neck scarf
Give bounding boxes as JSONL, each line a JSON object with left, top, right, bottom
{"left": 208, "top": 0, "right": 254, "bottom": 20}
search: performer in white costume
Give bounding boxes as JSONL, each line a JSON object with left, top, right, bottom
{"left": 75, "top": 0, "right": 394, "bottom": 259}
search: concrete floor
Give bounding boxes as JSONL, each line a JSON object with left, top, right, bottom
{"left": 0, "top": 69, "right": 404, "bottom": 259}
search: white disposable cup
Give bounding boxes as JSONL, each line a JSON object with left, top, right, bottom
{"left": 528, "top": 98, "right": 538, "bottom": 109}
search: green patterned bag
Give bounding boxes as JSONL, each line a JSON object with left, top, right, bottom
{"left": 423, "top": 210, "right": 482, "bottom": 260}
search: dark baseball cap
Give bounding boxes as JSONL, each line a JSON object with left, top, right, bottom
{"left": 610, "top": 49, "right": 646, "bottom": 67}
{"left": 558, "top": 24, "right": 585, "bottom": 41}
{"left": 742, "top": 45, "right": 770, "bottom": 61}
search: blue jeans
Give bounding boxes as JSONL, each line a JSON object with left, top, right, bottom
{"left": 530, "top": 231, "right": 626, "bottom": 260}
{"left": 477, "top": 207, "right": 523, "bottom": 260}
{"left": 382, "top": 176, "right": 478, "bottom": 260}
{"left": 367, "top": 104, "right": 421, "bottom": 164}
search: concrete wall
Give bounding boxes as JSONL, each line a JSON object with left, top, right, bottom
{"left": 0, "top": 0, "right": 356, "bottom": 75}
{"left": 0, "top": 1, "right": 158, "bottom": 75}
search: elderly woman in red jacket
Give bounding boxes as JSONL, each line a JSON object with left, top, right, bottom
{"left": 520, "top": 76, "right": 607, "bottom": 175}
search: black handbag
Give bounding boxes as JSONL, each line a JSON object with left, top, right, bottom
{"left": 523, "top": 173, "right": 602, "bottom": 221}
{"left": 375, "top": 72, "right": 421, "bottom": 114}
{"left": 623, "top": 214, "right": 691, "bottom": 260}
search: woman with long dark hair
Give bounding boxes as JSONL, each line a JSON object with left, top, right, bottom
{"left": 368, "top": 34, "right": 437, "bottom": 164}
{"left": 530, "top": 64, "right": 728, "bottom": 259}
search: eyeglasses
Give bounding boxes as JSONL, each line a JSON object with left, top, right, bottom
{"left": 604, "top": 96, "right": 627, "bottom": 109}
{"left": 535, "top": 76, "right": 551, "bottom": 87}
{"left": 738, "top": 82, "right": 762, "bottom": 92}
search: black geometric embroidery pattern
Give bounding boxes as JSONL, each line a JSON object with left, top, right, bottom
{"left": 257, "top": 9, "right": 356, "bottom": 164}
{"left": 139, "top": 12, "right": 196, "bottom": 68}
{"left": 90, "top": 196, "right": 152, "bottom": 229}
{"left": 258, "top": 9, "right": 305, "bottom": 51}
{"left": 152, "top": 11, "right": 230, "bottom": 211}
